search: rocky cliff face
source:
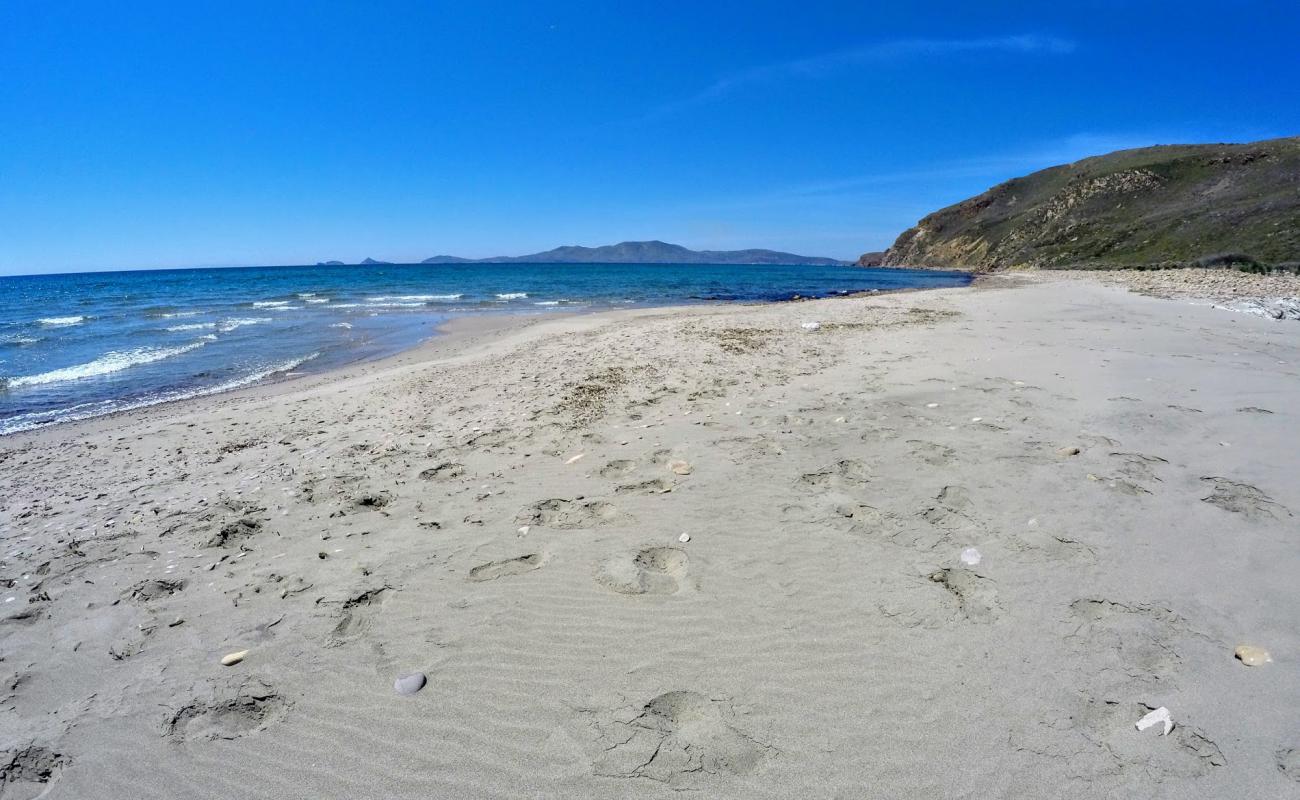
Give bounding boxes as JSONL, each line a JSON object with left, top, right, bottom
{"left": 882, "top": 136, "right": 1300, "bottom": 271}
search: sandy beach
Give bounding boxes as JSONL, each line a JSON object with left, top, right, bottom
{"left": 2, "top": 275, "right": 1298, "bottom": 798}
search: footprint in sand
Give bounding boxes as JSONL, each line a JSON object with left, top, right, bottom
{"left": 125, "top": 578, "right": 187, "bottom": 603}
{"left": 207, "top": 516, "right": 261, "bottom": 547}
{"left": 915, "top": 485, "right": 983, "bottom": 538}
{"left": 163, "top": 678, "right": 287, "bottom": 742}
{"left": 592, "top": 691, "right": 773, "bottom": 785}
{"left": 907, "top": 440, "right": 955, "bottom": 467}
{"left": 928, "top": 568, "right": 1000, "bottom": 623}
{"left": 1063, "top": 598, "right": 1199, "bottom": 691}
{"left": 1088, "top": 474, "right": 1152, "bottom": 496}
{"left": 797, "top": 459, "right": 870, "bottom": 491}
{"left": 1009, "top": 697, "right": 1225, "bottom": 781}
{"left": 328, "top": 586, "right": 392, "bottom": 646}
{"left": 1109, "top": 452, "right": 1168, "bottom": 485}
{"left": 351, "top": 491, "right": 392, "bottom": 510}
{"left": 595, "top": 547, "right": 689, "bottom": 595}
{"left": 599, "top": 459, "right": 637, "bottom": 479}
{"left": 1200, "top": 477, "right": 1291, "bottom": 520}
{"left": 1278, "top": 748, "right": 1300, "bottom": 782}
{"left": 615, "top": 477, "right": 675, "bottom": 495}
{"left": 468, "top": 553, "right": 545, "bottom": 582}
{"left": 419, "top": 462, "right": 466, "bottom": 481}
{"left": 0, "top": 743, "right": 66, "bottom": 797}
{"left": 516, "top": 498, "right": 626, "bottom": 529}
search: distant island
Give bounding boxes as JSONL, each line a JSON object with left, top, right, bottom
{"left": 871, "top": 135, "right": 1300, "bottom": 271}
{"left": 317, "top": 241, "right": 845, "bottom": 267}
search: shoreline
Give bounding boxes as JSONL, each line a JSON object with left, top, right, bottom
{"left": 5, "top": 266, "right": 1293, "bottom": 442}
{"left": 2, "top": 274, "right": 1297, "bottom": 798}
{"left": 1, "top": 279, "right": 973, "bottom": 441}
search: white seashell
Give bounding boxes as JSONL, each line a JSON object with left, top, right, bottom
{"left": 565, "top": 453, "right": 585, "bottom": 464}
{"left": 800, "top": 321, "right": 821, "bottom": 331}
{"left": 1234, "top": 645, "right": 1271, "bottom": 666}
{"left": 221, "top": 650, "right": 248, "bottom": 666}
{"left": 959, "top": 547, "right": 982, "bottom": 566}
{"left": 678, "top": 533, "right": 691, "bottom": 543}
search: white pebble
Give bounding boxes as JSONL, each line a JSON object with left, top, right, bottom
{"left": 678, "top": 533, "right": 691, "bottom": 543}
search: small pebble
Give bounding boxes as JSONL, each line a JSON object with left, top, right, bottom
{"left": 678, "top": 533, "right": 691, "bottom": 543}
{"left": 1057, "top": 446, "right": 1082, "bottom": 456}
{"left": 565, "top": 453, "right": 585, "bottom": 465}
{"left": 925, "top": 403, "right": 939, "bottom": 409}
{"left": 668, "top": 460, "right": 694, "bottom": 475}
{"left": 394, "top": 672, "right": 427, "bottom": 695}
{"left": 1234, "top": 645, "right": 1272, "bottom": 666}
{"left": 517, "top": 525, "right": 530, "bottom": 536}
{"left": 221, "top": 649, "right": 248, "bottom": 666}
{"left": 960, "top": 547, "right": 982, "bottom": 566}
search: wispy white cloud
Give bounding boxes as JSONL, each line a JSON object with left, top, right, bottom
{"left": 680, "top": 129, "right": 1282, "bottom": 220}
{"left": 652, "top": 34, "right": 1076, "bottom": 118}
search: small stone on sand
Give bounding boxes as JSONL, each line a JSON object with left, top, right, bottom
{"left": 565, "top": 453, "right": 585, "bottom": 465}
{"left": 1057, "top": 446, "right": 1082, "bottom": 456}
{"left": 394, "top": 672, "right": 427, "bottom": 695}
{"left": 221, "top": 649, "right": 248, "bottom": 666}
{"left": 1234, "top": 645, "right": 1272, "bottom": 666}
{"left": 678, "top": 533, "right": 690, "bottom": 543}
{"left": 959, "top": 547, "right": 982, "bottom": 566}
{"left": 668, "top": 460, "right": 693, "bottom": 475}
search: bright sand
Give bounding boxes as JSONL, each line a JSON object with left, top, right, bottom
{"left": 2, "top": 275, "right": 1298, "bottom": 798}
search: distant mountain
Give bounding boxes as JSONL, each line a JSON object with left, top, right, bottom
{"left": 881, "top": 136, "right": 1300, "bottom": 271}
{"left": 420, "top": 240, "right": 845, "bottom": 266}
{"left": 360, "top": 257, "right": 391, "bottom": 265}
{"left": 316, "top": 260, "right": 345, "bottom": 266}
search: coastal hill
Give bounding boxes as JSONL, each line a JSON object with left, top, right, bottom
{"left": 422, "top": 240, "right": 845, "bottom": 266}
{"left": 875, "top": 136, "right": 1300, "bottom": 271}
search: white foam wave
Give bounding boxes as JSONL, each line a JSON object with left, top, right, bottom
{"left": 0, "top": 334, "right": 40, "bottom": 345}
{"left": 1, "top": 353, "right": 320, "bottom": 435}
{"left": 6, "top": 341, "right": 208, "bottom": 388}
{"left": 252, "top": 300, "right": 292, "bottom": 308}
{"left": 160, "top": 310, "right": 203, "bottom": 318}
{"left": 533, "top": 300, "right": 561, "bottom": 306}
{"left": 166, "top": 322, "right": 216, "bottom": 332}
{"left": 305, "top": 298, "right": 330, "bottom": 304}
{"left": 330, "top": 322, "right": 353, "bottom": 329}
{"left": 495, "top": 292, "right": 528, "bottom": 300}
{"left": 38, "top": 316, "right": 86, "bottom": 326}
{"left": 217, "top": 317, "right": 272, "bottom": 332}
{"left": 370, "top": 294, "right": 462, "bottom": 302}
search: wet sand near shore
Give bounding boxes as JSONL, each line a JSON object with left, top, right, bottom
{"left": 2, "top": 276, "right": 1298, "bottom": 798}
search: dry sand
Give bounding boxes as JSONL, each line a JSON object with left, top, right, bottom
{"left": 2, "top": 276, "right": 1298, "bottom": 798}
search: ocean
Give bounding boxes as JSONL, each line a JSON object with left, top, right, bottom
{"left": 0, "top": 262, "right": 970, "bottom": 434}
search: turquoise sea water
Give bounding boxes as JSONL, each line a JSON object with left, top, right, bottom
{"left": 0, "top": 262, "right": 970, "bottom": 434}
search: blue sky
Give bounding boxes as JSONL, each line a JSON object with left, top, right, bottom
{"left": 2, "top": 1, "right": 1297, "bottom": 274}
